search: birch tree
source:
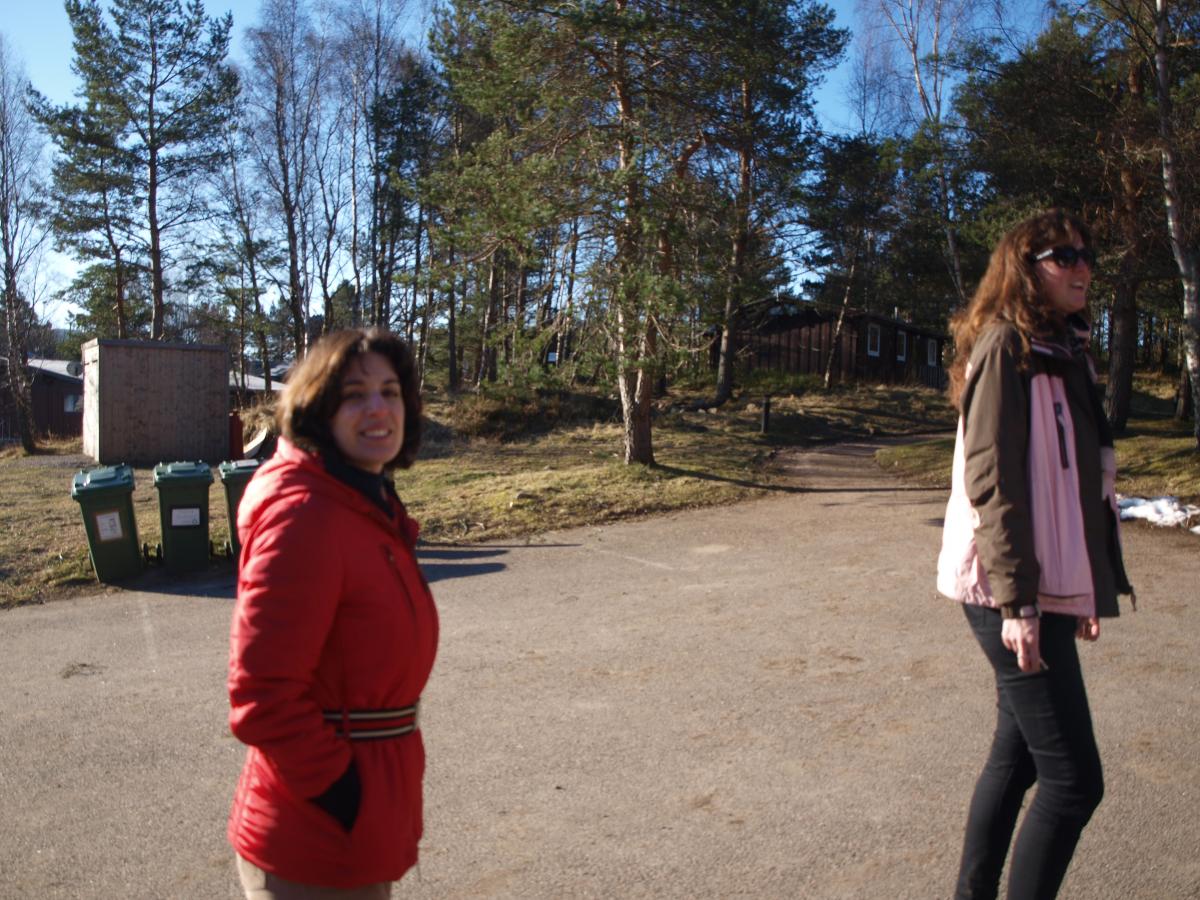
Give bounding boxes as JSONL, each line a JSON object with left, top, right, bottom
{"left": 1147, "top": 0, "right": 1200, "bottom": 446}
{"left": 245, "top": 0, "right": 325, "bottom": 358}
{"left": 0, "top": 36, "right": 47, "bottom": 451}
{"left": 861, "top": 0, "right": 971, "bottom": 305}
{"left": 332, "top": 0, "right": 420, "bottom": 326}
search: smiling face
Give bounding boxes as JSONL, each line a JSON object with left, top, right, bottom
{"left": 329, "top": 352, "right": 405, "bottom": 473}
{"left": 1035, "top": 234, "right": 1092, "bottom": 317}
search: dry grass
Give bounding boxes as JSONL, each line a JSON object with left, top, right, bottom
{"left": 0, "top": 439, "right": 238, "bottom": 608}
{"left": 6, "top": 373, "right": 1187, "bottom": 610}
{"left": 408, "top": 381, "right": 956, "bottom": 543}
{"left": 876, "top": 372, "right": 1200, "bottom": 503}
{"left": 0, "top": 379, "right": 994, "bottom": 609}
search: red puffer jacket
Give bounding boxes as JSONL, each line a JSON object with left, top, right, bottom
{"left": 227, "top": 438, "right": 438, "bottom": 888}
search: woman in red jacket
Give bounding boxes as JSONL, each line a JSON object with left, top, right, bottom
{"left": 228, "top": 328, "right": 438, "bottom": 899}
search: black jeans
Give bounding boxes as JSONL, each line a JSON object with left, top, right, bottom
{"left": 955, "top": 605, "right": 1104, "bottom": 900}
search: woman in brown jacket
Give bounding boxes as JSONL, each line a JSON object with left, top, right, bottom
{"left": 937, "top": 210, "right": 1132, "bottom": 899}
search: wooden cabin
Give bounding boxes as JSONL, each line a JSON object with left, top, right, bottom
{"left": 718, "top": 306, "right": 946, "bottom": 389}
{"left": 0, "top": 358, "right": 85, "bottom": 440}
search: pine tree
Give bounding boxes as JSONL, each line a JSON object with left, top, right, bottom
{"left": 50, "top": 0, "right": 237, "bottom": 339}
{"left": 32, "top": 98, "right": 143, "bottom": 339}
{"left": 436, "top": 1, "right": 844, "bottom": 461}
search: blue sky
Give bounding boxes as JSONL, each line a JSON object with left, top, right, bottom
{"left": 6, "top": 0, "right": 862, "bottom": 113}
{"left": 5, "top": 0, "right": 438, "bottom": 104}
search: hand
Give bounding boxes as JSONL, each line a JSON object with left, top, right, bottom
{"left": 1077, "top": 616, "right": 1101, "bottom": 642}
{"left": 1001, "top": 616, "right": 1042, "bottom": 673}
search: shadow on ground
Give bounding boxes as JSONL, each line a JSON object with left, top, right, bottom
{"left": 418, "top": 542, "right": 580, "bottom": 584}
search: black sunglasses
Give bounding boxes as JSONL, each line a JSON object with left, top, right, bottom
{"left": 1032, "top": 245, "right": 1096, "bottom": 270}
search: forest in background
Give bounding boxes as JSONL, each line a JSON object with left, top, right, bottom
{"left": 2, "top": 0, "right": 1199, "bottom": 461}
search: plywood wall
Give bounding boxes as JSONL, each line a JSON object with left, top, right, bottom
{"left": 82, "top": 340, "right": 229, "bottom": 464}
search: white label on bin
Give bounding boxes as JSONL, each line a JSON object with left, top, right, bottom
{"left": 171, "top": 507, "right": 201, "bottom": 527}
{"left": 94, "top": 510, "right": 123, "bottom": 542}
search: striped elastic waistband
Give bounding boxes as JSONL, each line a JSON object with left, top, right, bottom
{"left": 322, "top": 703, "right": 419, "bottom": 741}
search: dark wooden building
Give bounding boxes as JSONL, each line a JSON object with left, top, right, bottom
{"left": 0, "top": 358, "right": 85, "bottom": 441}
{"left": 721, "top": 306, "right": 946, "bottom": 389}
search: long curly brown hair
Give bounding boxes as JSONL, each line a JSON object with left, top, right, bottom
{"left": 947, "top": 209, "right": 1093, "bottom": 408}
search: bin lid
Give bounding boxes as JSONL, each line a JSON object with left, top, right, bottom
{"left": 153, "top": 460, "right": 214, "bottom": 485}
{"left": 71, "top": 464, "right": 135, "bottom": 498}
{"left": 218, "top": 458, "right": 262, "bottom": 481}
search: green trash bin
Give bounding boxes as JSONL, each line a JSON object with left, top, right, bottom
{"left": 153, "top": 461, "right": 213, "bottom": 574}
{"left": 70, "top": 464, "right": 144, "bottom": 583}
{"left": 218, "top": 459, "right": 261, "bottom": 559}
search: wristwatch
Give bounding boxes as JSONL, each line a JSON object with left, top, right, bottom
{"left": 1001, "top": 604, "right": 1041, "bottom": 620}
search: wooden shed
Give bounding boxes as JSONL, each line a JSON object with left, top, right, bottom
{"left": 82, "top": 339, "right": 230, "bottom": 464}
{"left": 726, "top": 306, "right": 946, "bottom": 389}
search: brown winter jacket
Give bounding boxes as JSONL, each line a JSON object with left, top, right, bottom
{"left": 937, "top": 320, "right": 1132, "bottom": 618}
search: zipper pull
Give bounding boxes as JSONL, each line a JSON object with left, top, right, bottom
{"left": 1053, "top": 402, "right": 1070, "bottom": 469}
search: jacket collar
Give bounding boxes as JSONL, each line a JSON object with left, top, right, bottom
{"left": 321, "top": 449, "right": 396, "bottom": 519}
{"left": 272, "top": 438, "right": 420, "bottom": 548}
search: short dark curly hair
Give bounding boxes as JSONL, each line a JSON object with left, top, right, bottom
{"left": 277, "top": 328, "right": 422, "bottom": 469}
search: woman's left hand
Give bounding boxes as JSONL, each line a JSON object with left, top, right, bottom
{"left": 1076, "top": 616, "right": 1101, "bottom": 641}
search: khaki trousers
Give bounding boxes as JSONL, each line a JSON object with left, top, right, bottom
{"left": 236, "top": 855, "right": 393, "bottom": 900}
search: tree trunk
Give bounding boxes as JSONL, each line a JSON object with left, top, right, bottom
{"left": 349, "top": 77, "right": 363, "bottom": 327}
{"left": 711, "top": 83, "right": 756, "bottom": 405}
{"left": 113, "top": 253, "right": 128, "bottom": 340}
{"left": 1153, "top": 0, "right": 1200, "bottom": 448}
{"left": 1156, "top": 316, "right": 1166, "bottom": 374}
{"left": 286, "top": 206, "right": 306, "bottom": 358}
{"left": 824, "top": 257, "right": 857, "bottom": 390}
{"left": 714, "top": 320, "right": 738, "bottom": 404}
{"left": 101, "top": 187, "right": 129, "bottom": 339}
{"left": 617, "top": 305, "right": 655, "bottom": 465}
{"left": 0, "top": 204, "right": 34, "bottom": 451}
{"left": 408, "top": 204, "right": 424, "bottom": 343}
{"left": 148, "top": 144, "right": 166, "bottom": 339}
{"left": 1177, "top": 357, "right": 1193, "bottom": 420}
{"left": 273, "top": 79, "right": 307, "bottom": 358}
{"left": 556, "top": 218, "right": 579, "bottom": 367}
{"left": 248, "top": 262, "right": 270, "bottom": 393}
{"left": 1105, "top": 264, "right": 1139, "bottom": 433}
{"left": 0, "top": 282, "right": 35, "bottom": 452}
{"left": 714, "top": 154, "right": 748, "bottom": 404}
{"left": 2, "top": 363, "right": 35, "bottom": 451}
{"left": 447, "top": 244, "right": 460, "bottom": 393}
{"left": 611, "top": 0, "right": 654, "bottom": 465}
{"left": 418, "top": 275, "right": 433, "bottom": 390}
{"left": 477, "top": 254, "right": 498, "bottom": 386}
{"left": 1, "top": 332, "right": 35, "bottom": 452}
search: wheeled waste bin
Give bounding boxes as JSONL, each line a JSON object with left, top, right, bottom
{"left": 153, "top": 461, "right": 213, "bottom": 574}
{"left": 217, "top": 458, "right": 261, "bottom": 560}
{"left": 70, "top": 464, "right": 143, "bottom": 583}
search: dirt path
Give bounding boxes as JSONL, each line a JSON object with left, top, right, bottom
{"left": 1, "top": 442, "right": 1196, "bottom": 899}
